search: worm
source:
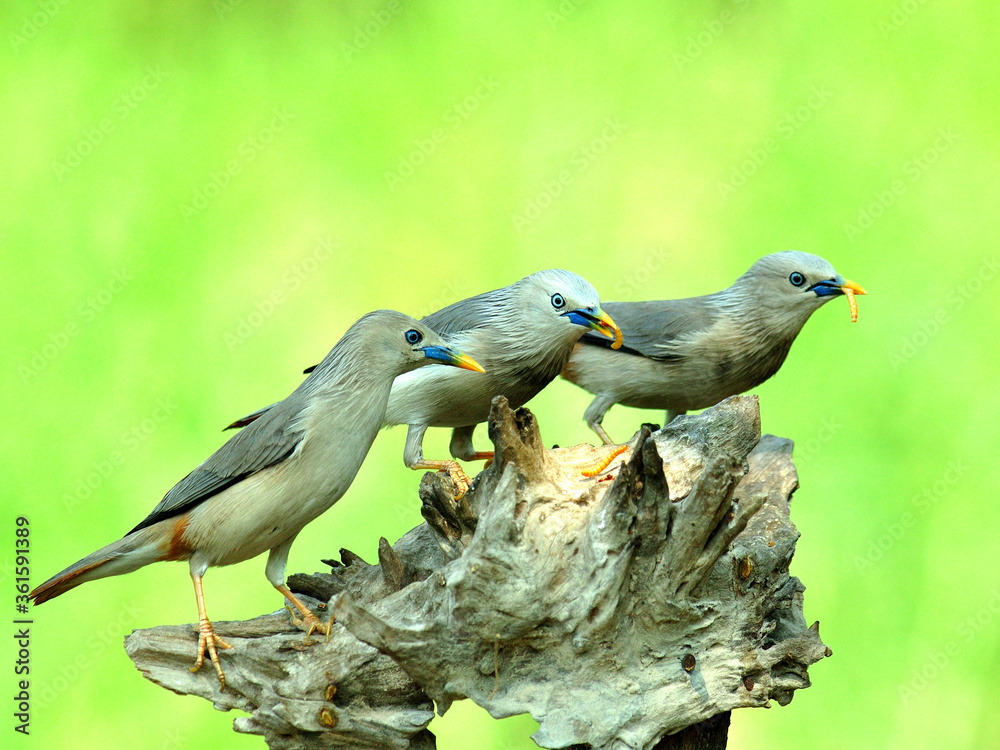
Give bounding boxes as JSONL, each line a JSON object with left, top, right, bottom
{"left": 845, "top": 287, "right": 858, "bottom": 322}
{"left": 582, "top": 444, "right": 628, "bottom": 478}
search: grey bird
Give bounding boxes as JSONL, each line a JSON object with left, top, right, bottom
{"left": 561, "top": 251, "right": 866, "bottom": 444}
{"left": 30, "top": 310, "right": 484, "bottom": 690}
{"left": 228, "top": 270, "right": 622, "bottom": 492}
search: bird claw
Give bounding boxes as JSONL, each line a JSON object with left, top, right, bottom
{"left": 285, "top": 605, "right": 333, "bottom": 645}
{"left": 445, "top": 465, "right": 472, "bottom": 498}
{"left": 190, "top": 618, "right": 232, "bottom": 690}
{"left": 412, "top": 459, "right": 473, "bottom": 498}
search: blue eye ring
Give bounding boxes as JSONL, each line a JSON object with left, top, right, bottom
{"left": 789, "top": 272, "right": 806, "bottom": 287}
{"left": 551, "top": 293, "right": 566, "bottom": 309}
{"left": 405, "top": 329, "right": 422, "bottom": 345}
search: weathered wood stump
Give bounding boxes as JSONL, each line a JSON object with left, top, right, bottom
{"left": 125, "top": 395, "right": 830, "bottom": 750}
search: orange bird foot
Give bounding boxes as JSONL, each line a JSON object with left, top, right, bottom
{"left": 471, "top": 451, "right": 494, "bottom": 469}
{"left": 413, "top": 459, "right": 472, "bottom": 498}
{"left": 276, "top": 583, "right": 333, "bottom": 645}
{"left": 581, "top": 444, "right": 628, "bottom": 478}
{"left": 190, "top": 618, "right": 232, "bottom": 690}
{"left": 285, "top": 606, "right": 333, "bottom": 645}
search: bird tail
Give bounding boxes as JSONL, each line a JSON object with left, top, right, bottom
{"left": 29, "top": 527, "right": 166, "bottom": 605}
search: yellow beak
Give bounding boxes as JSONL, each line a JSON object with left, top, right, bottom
{"left": 840, "top": 279, "right": 867, "bottom": 295}
{"left": 592, "top": 309, "right": 624, "bottom": 350}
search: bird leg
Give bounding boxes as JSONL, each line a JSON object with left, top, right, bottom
{"left": 581, "top": 444, "right": 628, "bottom": 478}
{"left": 588, "top": 421, "right": 615, "bottom": 446}
{"left": 189, "top": 572, "right": 232, "bottom": 690}
{"left": 274, "top": 583, "right": 332, "bottom": 644}
{"left": 411, "top": 459, "right": 472, "bottom": 497}
{"left": 449, "top": 425, "right": 494, "bottom": 467}
{"left": 407, "top": 424, "right": 472, "bottom": 496}
{"left": 470, "top": 452, "right": 494, "bottom": 468}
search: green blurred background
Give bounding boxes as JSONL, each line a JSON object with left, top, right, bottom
{"left": 3, "top": 1, "right": 998, "bottom": 748}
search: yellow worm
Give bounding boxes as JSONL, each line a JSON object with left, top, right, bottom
{"left": 845, "top": 287, "right": 858, "bottom": 322}
{"left": 581, "top": 444, "right": 628, "bottom": 478}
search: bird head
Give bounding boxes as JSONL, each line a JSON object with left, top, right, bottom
{"left": 357, "top": 311, "right": 484, "bottom": 375}
{"left": 516, "top": 269, "right": 623, "bottom": 348}
{"left": 735, "top": 251, "right": 866, "bottom": 326}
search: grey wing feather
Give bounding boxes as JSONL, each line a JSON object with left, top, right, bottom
{"left": 234, "top": 292, "right": 504, "bottom": 425}
{"left": 224, "top": 401, "right": 279, "bottom": 430}
{"left": 420, "top": 288, "right": 504, "bottom": 335}
{"left": 580, "top": 298, "right": 718, "bottom": 361}
{"left": 129, "top": 395, "right": 306, "bottom": 534}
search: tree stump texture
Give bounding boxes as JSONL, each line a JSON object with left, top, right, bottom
{"left": 124, "top": 395, "right": 830, "bottom": 750}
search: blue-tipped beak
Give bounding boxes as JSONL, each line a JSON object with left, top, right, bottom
{"left": 419, "top": 345, "right": 485, "bottom": 373}
{"left": 563, "top": 307, "right": 623, "bottom": 349}
{"left": 809, "top": 275, "right": 868, "bottom": 298}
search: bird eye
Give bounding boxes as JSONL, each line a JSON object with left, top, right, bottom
{"left": 789, "top": 272, "right": 806, "bottom": 287}
{"left": 551, "top": 293, "right": 566, "bottom": 309}
{"left": 405, "top": 329, "right": 422, "bottom": 345}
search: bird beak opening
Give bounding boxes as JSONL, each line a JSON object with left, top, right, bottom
{"left": 563, "top": 308, "right": 623, "bottom": 349}
{"left": 419, "top": 345, "right": 485, "bottom": 373}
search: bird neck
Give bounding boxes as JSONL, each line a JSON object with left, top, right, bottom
{"left": 298, "top": 333, "right": 401, "bottom": 440}
{"left": 717, "top": 284, "right": 812, "bottom": 343}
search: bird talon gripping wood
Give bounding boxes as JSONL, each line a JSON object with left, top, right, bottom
{"left": 278, "top": 583, "right": 333, "bottom": 643}
{"left": 581, "top": 444, "right": 628, "bottom": 478}
{"left": 561, "top": 251, "right": 866, "bottom": 438}
{"left": 29, "top": 310, "right": 483, "bottom": 690}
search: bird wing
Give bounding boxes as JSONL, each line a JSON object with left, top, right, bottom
{"left": 289, "top": 293, "right": 499, "bottom": 380}
{"left": 579, "top": 298, "right": 717, "bottom": 361}
{"left": 128, "top": 395, "right": 307, "bottom": 535}
{"left": 224, "top": 401, "right": 279, "bottom": 430}
{"left": 420, "top": 288, "right": 503, "bottom": 335}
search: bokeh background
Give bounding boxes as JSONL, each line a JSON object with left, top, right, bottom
{"left": 3, "top": 1, "right": 999, "bottom": 748}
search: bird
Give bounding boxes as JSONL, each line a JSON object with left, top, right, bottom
{"left": 29, "top": 310, "right": 485, "bottom": 690}
{"left": 561, "top": 251, "right": 866, "bottom": 444}
{"left": 227, "top": 270, "right": 622, "bottom": 493}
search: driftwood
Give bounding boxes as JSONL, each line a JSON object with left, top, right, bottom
{"left": 125, "top": 395, "right": 830, "bottom": 750}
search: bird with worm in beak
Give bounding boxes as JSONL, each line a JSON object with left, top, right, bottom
{"left": 562, "top": 250, "right": 866, "bottom": 447}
